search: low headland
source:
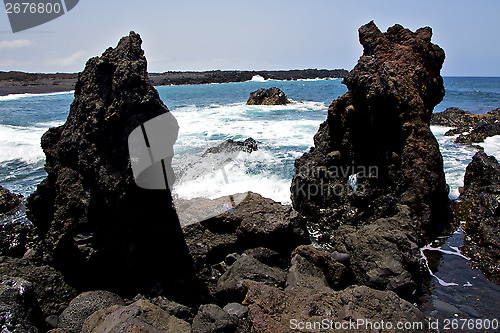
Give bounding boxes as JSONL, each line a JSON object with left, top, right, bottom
{"left": 0, "top": 68, "right": 348, "bottom": 96}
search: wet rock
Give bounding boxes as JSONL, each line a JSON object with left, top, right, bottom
{"left": 0, "top": 256, "right": 76, "bottom": 317}
{"left": 328, "top": 205, "right": 423, "bottom": 300}
{"left": 246, "top": 87, "right": 290, "bottom": 105}
{"left": 26, "top": 32, "right": 193, "bottom": 297}
{"left": 456, "top": 118, "right": 500, "bottom": 144}
{"left": 432, "top": 299, "right": 459, "bottom": 316}
{"left": 243, "top": 281, "right": 427, "bottom": 333}
{"left": 216, "top": 255, "right": 286, "bottom": 302}
{"left": 0, "top": 276, "right": 44, "bottom": 333}
{"left": 431, "top": 107, "right": 477, "bottom": 128}
{"left": 431, "top": 106, "right": 500, "bottom": 143}
{"left": 203, "top": 137, "right": 258, "bottom": 156}
{"left": 57, "top": 291, "right": 125, "bottom": 333}
{"left": 459, "top": 151, "right": 500, "bottom": 282}
{"left": 0, "top": 186, "right": 22, "bottom": 215}
{"left": 192, "top": 304, "right": 239, "bottom": 333}
{"left": 81, "top": 299, "right": 191, "bottom": 333}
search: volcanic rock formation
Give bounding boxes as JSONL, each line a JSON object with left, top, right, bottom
{"left": 246, "top": 87, "right": 290, "bottom": 105}
{"left": 458, "top": 151, "right": 500, "bottom": 282}
{"left": 291, "top": 21, "right": 450, "bottom": 298}
{"left": 26, "top": 32, "right": 193, "bottom": 297}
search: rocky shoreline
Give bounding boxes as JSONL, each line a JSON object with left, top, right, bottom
{"left": 0, "top": 24, "right": 499, "bottom": 333}
{"left": 0, "top": 68, "right": 347, "bottom": 96}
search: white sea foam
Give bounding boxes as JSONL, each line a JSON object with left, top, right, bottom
{"left": 250, "top": 75, "right": 266, "bottom": 82}
{"left": 173, "top": 149, "right": 292, "bottom": 204}
{"left": 173, "top": 111, "right": 486, "bottom": 205}
{"left": 478, "top": 135, "right": 500, "bottom": 160}
{"left": 0, "top": 121, "right": 64, "bottom": 164}
{"left": 0, "top": 91, "right": 74, "bottom": 101}
{"left": 172, "top": 101, "right": 325, "bottom": 151}
{"left": 431, "top": 125, "right": 478, "bottom": 199}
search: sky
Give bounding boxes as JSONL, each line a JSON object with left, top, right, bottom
{"left": 0, "top": 0, "right": 499, "bottom": 76}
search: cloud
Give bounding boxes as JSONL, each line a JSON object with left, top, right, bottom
{"left": 0, "top": 39, "right": 34, "bottom": 51}
{"left": 45, "top": 50, "right": 87, "bottom": 67}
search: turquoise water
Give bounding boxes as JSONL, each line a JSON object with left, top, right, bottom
{"left": 0, "top": 77, "right": 499, "bottom": 324}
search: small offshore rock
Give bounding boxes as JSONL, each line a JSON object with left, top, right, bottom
{"left": 246, "top": 87, "right": 290, "bottom": 105}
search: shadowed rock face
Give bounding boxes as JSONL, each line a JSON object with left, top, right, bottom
{"left": 0, "top": 186, "right": 22, "bottom": 215}
{"left": 26, "top": 32, "right": 193, "bottom": 296}
{"left": 292, "top": 21, "right": 450, "bottom": 239}
{"left": 458, "top": 152, "right": 500, "bottom": 282}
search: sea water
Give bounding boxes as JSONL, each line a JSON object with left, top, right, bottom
{"left": 1, "top": 77, "right": 500, "bottom": 322}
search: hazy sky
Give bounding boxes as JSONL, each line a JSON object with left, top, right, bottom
{"left": 0, "top": 0, "right": 499, "bottom": 76}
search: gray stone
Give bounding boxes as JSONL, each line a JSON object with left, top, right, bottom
{"left": 193, "top": 304, "right": 238, "bottom": 333}
{"left": 223, "top": 303, "right": 248, "bottom": 319}
{"left": 58, "top": 290, "right": 125, "bottom": 333}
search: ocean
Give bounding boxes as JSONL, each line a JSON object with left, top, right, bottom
{"left": 1, "top": 76, "right": 500, "bottom": 320}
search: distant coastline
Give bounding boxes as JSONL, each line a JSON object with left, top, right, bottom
{"left": 0, "top": 69, "right": 348, "bottom": 96}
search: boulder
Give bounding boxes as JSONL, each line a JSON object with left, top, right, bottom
{"left": 216, "top": 255, "right": 286, "bottom": 302}
{"left": 202, "top": 137, "right": 258, "bottom": 156}
{"left": 246, "top": 87, "right": 290, "bottom": 105}
{"left": 0, "top": 275, "right": 44, "bottom": 333}
{"left": 183, "top": 192, "right": 308, "bottom": 270}
{"left": 0, "top": 256, "right": 76, "bottom": 317}
{"left": 327, "top": 205, "right": 423, "bottom": 299}
{"left": 458, "top": 151, "right": 500, "bottom": 282}
{"left": 57, "top": 291, "right": 125, "bottom": 333}
{"left": 25, "top": 32, "right": 193, "bottom": 297}
{"left": 192, "top": 304, "right": 240, "bottom": 333}
{"left": 81, "top": 299, "right": 191, "bottom": 333}
{"left": 0, "top": 186, "right": 22, "bottom": 215}
{"left": 291, "top": 245, "right": 349, "bottom": 290}
{"left": 242, "top": 281, "right": 427, "bottom": 333}
{"left": 292, "top": 21, "right": 450, "bottom": 238}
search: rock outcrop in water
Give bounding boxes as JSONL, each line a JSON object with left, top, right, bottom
{"left": 26, "top": 32, "right": 193, "bottom": 297}
{"left": 291, "top": 21, "right": 450, "bottom": 298}
{"left": 431, "top": 107, "right": 500, "bottom": 143}
{"left": 246, "top": 87, "right": 290, "bottom": 105}
{"left": 0, "top": 186, "right": 22, "bottom": 215}
{"left": 458, "top": 151, "right": 500, "bottom": 282}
